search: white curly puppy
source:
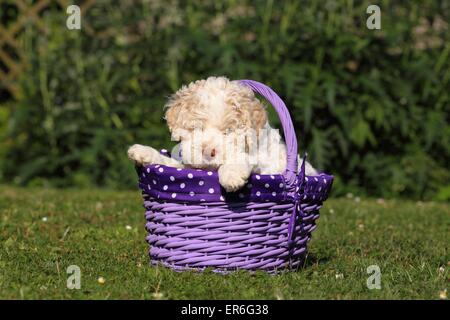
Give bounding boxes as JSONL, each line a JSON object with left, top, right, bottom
{"left": 128, "top": 76, "right": 317, "bottom": 192}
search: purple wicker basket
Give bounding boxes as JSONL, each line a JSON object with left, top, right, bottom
{"left": 136, "top": 80, "right": 333, "bottom": 273}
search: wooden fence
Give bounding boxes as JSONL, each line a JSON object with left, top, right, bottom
{"left": 0, "top": 0, "right": 95, "bottom": 98}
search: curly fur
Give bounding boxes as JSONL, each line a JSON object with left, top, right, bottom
{"left": 128, "top": 76, "right": 317, "bottom": 192}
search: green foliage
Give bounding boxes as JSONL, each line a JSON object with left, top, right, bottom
{"left": 436, "top": 185, "right": 450, "bottom": 201}
{"left": 1, "top": 0, "right": 449, "bottom": 199}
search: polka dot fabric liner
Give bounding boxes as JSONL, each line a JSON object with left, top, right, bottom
{"left": 137, "top": 163, "right": 333, "bottom": 204}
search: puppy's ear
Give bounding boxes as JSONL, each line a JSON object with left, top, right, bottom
{"left": 165, "top": 92, "right": 193, "bottom": 141}
{"left": 164, "top": 98, "right": 182, "bottom": 140}
{"left": 249, "top": 99, "right": 267, "bottom": 131}
{"left": 243, "top": 99, "right": 267, "bottom": 153}
{"left": 164, "top": 81, "right": 201, "bottom": 141}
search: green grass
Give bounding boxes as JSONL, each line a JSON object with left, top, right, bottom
{"left": 0, "top": 186, "right": 448, "bottom": 299}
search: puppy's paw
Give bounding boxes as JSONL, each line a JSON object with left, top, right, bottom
{"left": 127, "top": 144, "right": 159, "bottom": 165}
{"left": 218, "top": 164, "right": 251, "bottom": 192}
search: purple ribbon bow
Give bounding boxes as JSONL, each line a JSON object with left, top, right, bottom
{"left": 287, "top": 154, "right": 307, "bottom": 246}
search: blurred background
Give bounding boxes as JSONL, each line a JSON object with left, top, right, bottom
{"left": 0, "top": 0, "right": 448, "bottom": 200}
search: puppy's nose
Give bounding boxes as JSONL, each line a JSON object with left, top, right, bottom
{"left": 202, "top": 145, "right": 216, "bottom": 159}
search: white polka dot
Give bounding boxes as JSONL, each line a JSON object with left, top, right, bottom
{"left": 142, "top": 173, "right": 146, "bottom": 177}
{"left": 147, "top": 168, "right": 151, "bottom": 173}
{"left": 187, "top": 173, "right": 193, "bottom": 179}
{"left": 155, "top": 165, "right": 160, "bottom": 168}
{"left": 207, "top": 171, "right": 213, "bottom": 176}
{"left": 255, "top": 175, "right": 261, "bottom": 180}
{"left": 148, "top": 184, "right": 151, "bottom": 190}
{"left": 318, "top": 187, "right": 322, "bottom": 192}
{"left": 305, "top": 177, "right": 309, "bottom": 181}
{"left": 270, "top": 175, "right": 275, "bottom": 179}
{"left": 177, "top": 168, "right": 182, "bottom": 171}
{"left": 161, "top": 149, "right": 167, "bottom": 153}
{"left": 189, "top": 191, "right": 195, "bottom": 196}
{"left": 314, "top": 177, "right": 318, "bottom": 182}
{"left": 153, "top": 180, "right": 157, "bottom": 185}
{"left": 199, "top": 180, "right": 204, "bottom": 186}
{"left": 170, "top": 176, "right": 175, "bottom": 181}
{"left": 279, "top": 183, "right": 284, "bottom": 188}
{"left": 323, "top": 179, "right": 327, "bottom": 184}
{"left": 272, "top": 192, "right": 276, "bottom": 196}
{"left": 171, "top": 193, "right": 177, "bottom": 198}
{"left": 200, "top": 199, "right": 205, "bottom": 202}
{"left": 163, "top": 185, "right": 168, "bottom": 190}
{"left": 158, "top": 167, "right": 164, "bottom": 173}
{"left": 180, "top": 183, "right": 185, "bottom": 189}
{"left": 208, "top": 188, "right": 214, "bottom": 194}
{"left": 256, "top": 191, "right": 261, "bottom": 196}
{"left": 220, "top": 196, "right": 224, "bottom": 201}
{"left": 265, "top": 183, "right": 270, "bottom": 188}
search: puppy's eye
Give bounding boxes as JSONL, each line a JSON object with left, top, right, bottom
{"left": 223, "top": 128, "right": 233, "bottom": 135}
{"left": 221, "top": 122, "right": 238, "bottom": 132}
{"left": 226, "top": 124, "right": 245, "bottom": 133}
{"left": 187, "top": 121, "right": 203, "bottom": 131}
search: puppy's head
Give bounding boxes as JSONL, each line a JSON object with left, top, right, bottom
{"left": 164, "top": 76, "right": 267, "bottom": 169}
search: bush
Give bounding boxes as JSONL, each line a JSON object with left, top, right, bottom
{"left": 1, "top": 0, "right": 449, "bottom": 199}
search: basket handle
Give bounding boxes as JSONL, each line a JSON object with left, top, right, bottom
{"left": 238, "top": 80, "right": 298, "bottom": 185}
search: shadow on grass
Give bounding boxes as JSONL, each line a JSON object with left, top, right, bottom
{"left": 300, "top": 253, "right": 332, "bottom": 269}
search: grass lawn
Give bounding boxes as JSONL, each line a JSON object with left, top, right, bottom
{"left": 0, "top": 185, "right": 448, "bottom": 299}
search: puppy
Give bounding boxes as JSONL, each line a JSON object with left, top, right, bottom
{"left": 128, "top": 76, "right": 317, "bottom": 192}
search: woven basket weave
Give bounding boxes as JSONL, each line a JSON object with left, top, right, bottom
{"left": 136, "top": 80, "right": 333, "bottom": 273}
